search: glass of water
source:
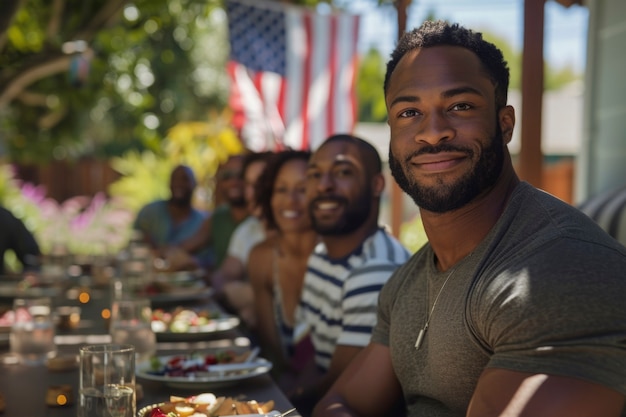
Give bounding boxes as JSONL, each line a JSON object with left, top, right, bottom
{"left": 10, "top": 297, "right": 56, "bottom": 364}
{"left": 109, "top": 298, "right": 156, "bottom": 363}
{"left": 79, "top": 344, "right": 136, "bottom": 417}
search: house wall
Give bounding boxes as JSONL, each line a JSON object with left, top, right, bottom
{"left": 577, "top": 0, "right": 626, "bottom": 203}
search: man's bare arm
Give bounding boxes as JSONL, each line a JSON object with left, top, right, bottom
{"left": 178, "top": 216, "right": 212, "bottom": 253}
{"left": 468, "top": 368, "right": 625, "bottom": 417}
{"left": 312, "top": 343, "right": 402, "bottom": 417}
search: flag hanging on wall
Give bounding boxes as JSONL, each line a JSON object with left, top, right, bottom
{"left": 226, "top": 0, "right": 360, "bottom": 151}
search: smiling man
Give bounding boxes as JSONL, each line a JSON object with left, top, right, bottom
{"left": 291, "top": 134, "right": 410, "bottom": 416}
{"left": 313, "top": 21, "right": 626, "bottom": 417}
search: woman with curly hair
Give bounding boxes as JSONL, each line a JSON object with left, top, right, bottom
{"left": 247, "top": 149, "right": 318, "bottom": 387}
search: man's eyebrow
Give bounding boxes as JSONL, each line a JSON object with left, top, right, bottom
{"left": 388, "top": 95, "right": 419, "bottom": 109}
{"left": 307, "top": 156, "right": 357, "bottom": 170}
{"left": 388, "top": 86, "right": 485, "bottom": 108}
{"left": 441, "top": 86, "right": 484, "bottom": 99}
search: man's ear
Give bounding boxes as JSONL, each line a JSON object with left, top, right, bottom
{"left": 499, "top": 105, "right": 516, "bottom": 145}
{"left": 372, "top": 173, "right": 385, "bottom": 198}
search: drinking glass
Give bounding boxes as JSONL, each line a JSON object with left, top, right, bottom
{"left": 9, "top": 297, "right": 56, "bottom": 364}
{"left": 109, "top": 298, "right": 156, "bottom": 362}
{"left": 79, "top": 344, "right": 136, "bottom": 417}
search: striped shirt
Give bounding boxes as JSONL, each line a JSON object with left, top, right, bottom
{"left": 297, "top": 228, "right": 410, "bottom": 370}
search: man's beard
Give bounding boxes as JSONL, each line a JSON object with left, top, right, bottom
{"left": 389, "top": 128, "right": 504, "bottom": 213}
{"left": 171, "top": 195, "right": 192, "bottom": 207}
{"left": 226, "top": 193, "right": 248, "bottom": 208}
{"left": 309, "top": 188, "right": 372, "bottom": 236}
{"left": 228, "top": 195, "right": 247, "bottom": 208}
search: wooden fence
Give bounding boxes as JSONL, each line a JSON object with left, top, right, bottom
{"left": 14, "top": 158, "right": 120, "bottom": 202}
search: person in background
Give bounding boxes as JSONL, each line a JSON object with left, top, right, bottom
{"left": 291, "top": 134, "right": 410, "bottom": 416}
{"left": 314, "top": 21, "right": 626, "bottom": 417}
{"left": 173, "top": 154, "right": 249, "bottom": 271}
{"left": 212, "top": 151, "right": 274, "bottom": 323}
{"left": 0, "top": 205, "right": 41, "bottom": 276}
{"left": 248, "top": 150, "right": 317, "bottom": 386}
{"left": 133, "top": 164, "right": 211, "bottom": 270}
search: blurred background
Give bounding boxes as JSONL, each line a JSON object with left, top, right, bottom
{"left": 1, "top": 0, "right": 624, "bottom": 267}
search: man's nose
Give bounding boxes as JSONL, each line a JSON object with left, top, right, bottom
{"left": 316, "top": 172, "right": 335, "bottom": 192}
{"left": 414, "top": 111, "right": 454, "bottom": 145}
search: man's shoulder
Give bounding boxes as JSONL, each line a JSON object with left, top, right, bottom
{"left": 211, "top": 204, "right": 231, "bottom": 217}
{"left": 135, "top": 200, "right": 167, "bottom": 220}
{"left": 0, "top": 206, "right": 16, "bottom": 220}
{"left": 502, "top": 182, "right": 626, "bottom": 255}
{"left": 362, "top": 228, "right": 411, "bottom": 262}
{"left": 231, "top": 216, "right": 261, "bottom": 239}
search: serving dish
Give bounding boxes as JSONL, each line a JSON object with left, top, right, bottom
{"left": 138, "top": 403, "right": 282, "bottom": 417}
{"left": 137, "top": 393, "right": 281, "bottom": 417}
{"left": 136, "top": 353, "right": 272, "bottom": 389}
{"left": 151, "top": 308, "right": 240, "bottom": 342}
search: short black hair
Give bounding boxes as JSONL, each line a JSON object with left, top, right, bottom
{"left": 384, "top": 20, "right": 510, "bottom": 109}
{"left": 256, "top": 150, "right": 311, "bottom": 230}
{"left": 319, "top": 134, "right": 383, "bottom": 176}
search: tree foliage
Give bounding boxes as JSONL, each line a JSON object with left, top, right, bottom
{"left": 0, "top": 0, "right": 231, "bottom": 164}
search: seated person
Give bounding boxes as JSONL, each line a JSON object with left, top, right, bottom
{"left": 248, "top": 150, "right": 318, "bottom": 386}
{"left": 0, "top": 204, "right": 41, "bottom": 276}
{"left": 174, "top": 154, "right": 250, "bottom": 271}
{"left": 133, "top": 164, "right": 211, "bottom": 270}
{"left": 292, "top": 135, "right": 410, "bottom": 416}
{"left": 210, "top": 152, "right": 274, "bottom": 323}
{"left": 314, "top": 21, "right": 626, "bottom": 417}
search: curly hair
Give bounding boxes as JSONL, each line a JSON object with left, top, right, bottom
{"left": 255, "top": 149, "right": 311, "bottom": 231}
{"left": 384, "top": 20, "right": 510, "bottom": 109}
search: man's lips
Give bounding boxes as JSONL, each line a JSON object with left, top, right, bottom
{"left": 316, "top": 201, "right": 339, "bottom": 210}
{"left": 409, "top": 152, "right": 466, "bottom": 172}
{"left": 280, "top": 209, "right": 302, "bottom": 219}
{"left": 311, "top": 198, "right": 343, "bottom": 214}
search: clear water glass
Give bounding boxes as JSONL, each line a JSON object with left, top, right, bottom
{"left": 10, "top": 297, "right": 56, "bottom": 364}
{"left": 79, "top": 344, "right": 136, "bottom": 417}
{"left": 109, "top": 298, "right": 156, "bottom": 363}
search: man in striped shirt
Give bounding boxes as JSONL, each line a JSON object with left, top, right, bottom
{"left": 291, "top": 134, "right": 410, "bottom": 414}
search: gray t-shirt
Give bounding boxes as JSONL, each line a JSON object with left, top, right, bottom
{"left": 373, "top": 182, "right": 626, "bottom": 416}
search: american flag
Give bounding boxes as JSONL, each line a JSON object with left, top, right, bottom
{"left": 226, "top": 0, "right": 360, "bottom": 151}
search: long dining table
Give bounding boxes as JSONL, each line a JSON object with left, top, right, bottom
{"left": 0, "top": 268, "right": 302, "bottom": 417}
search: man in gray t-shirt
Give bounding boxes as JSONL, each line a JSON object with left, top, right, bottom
{"left": 313, "top": 20, "right": 626, "bottom": 417}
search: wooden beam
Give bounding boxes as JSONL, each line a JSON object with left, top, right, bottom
{"left": 518, "top": 0, "right": 545, "bottom": 188}
{"left": 391, "top": 0, "right": 411, "bottom": 238}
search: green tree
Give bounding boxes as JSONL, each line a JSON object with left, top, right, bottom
{"left": 356, "top": 48, "right": 387, "bottom": 123}
{"left": 0, "top": 0, "right": 230, "bottom": 164}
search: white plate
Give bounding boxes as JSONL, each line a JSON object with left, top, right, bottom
{"left": 137, "top": 403, "right": 282, "bottom": 417}
{"left": 152, "top": 316, "right": 240, "bottom": 342}
{"left": 136, "top": 355, "right": 273, "bottom": 390}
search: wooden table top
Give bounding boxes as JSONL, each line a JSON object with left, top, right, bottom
{"left": 0, "top": 273, "right": 301, "bottom": 417}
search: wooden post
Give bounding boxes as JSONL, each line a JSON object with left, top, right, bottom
{"left": 391, "top": 0, "right": 411, "bottom": 238}
{"left": 518, "top": 0, "right": 545, "bottom": 188}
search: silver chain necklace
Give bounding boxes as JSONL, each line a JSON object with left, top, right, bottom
{"left": 414, "top": 266, "right": 459, "bottom": 350}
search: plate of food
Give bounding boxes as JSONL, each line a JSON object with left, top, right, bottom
{"left": 137, "top": 393, "right": 283, "bottom": 417}
{"left": 136, "top": 350, "right": 272, "bottom": 390}
{"left": 151, "top": 307, "right": 240, "bottom": 342}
